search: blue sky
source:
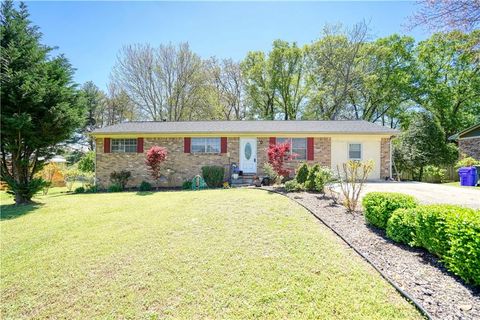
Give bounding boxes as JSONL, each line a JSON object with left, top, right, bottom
{"left": 26, "top": 1, "right": 428, "bottom": 90}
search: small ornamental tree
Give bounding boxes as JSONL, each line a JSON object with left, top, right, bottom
{"left": 145, "top": 146, "right": 168, "bottom": 188}
{"left": 78, "top": 151, "right": 95, "bottom": 172}
{"left": 267, "top": 142, "right": 293, "bottom": 178}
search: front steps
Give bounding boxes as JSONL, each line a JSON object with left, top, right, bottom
{"left": 230, "top": 173, "right": 256, "bottom": 187}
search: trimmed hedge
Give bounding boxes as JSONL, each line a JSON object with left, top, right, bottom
{"left": 442, "top": 207, "right": 480, "bottom": 285}
{"left": 384, "top": 203, "right": 480, "bottom": 285}
{"left": 386, "top": 208, "right": 417, "bottom": 245}
{"left": 415, "top": 205, "right": 480, "bottom": 285}
{"left": 363, "top": 192, "right": 417, "bottom": 229}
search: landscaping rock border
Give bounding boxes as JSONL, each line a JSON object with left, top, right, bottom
{"left": 260, "top": 187, "right": 480, "bottom": 320}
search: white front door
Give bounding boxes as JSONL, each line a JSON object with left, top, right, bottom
{"left": 239, "top": 138, "right": 257, "bottom": 174}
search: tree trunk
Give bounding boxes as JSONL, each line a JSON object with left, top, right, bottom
{"left": 12, "top": 159, "right": 33, "bottom": 205}
{"left": 418, "top": 166, "right": 424, "bottom": 182}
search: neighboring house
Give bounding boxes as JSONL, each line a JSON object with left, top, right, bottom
{"left": 90, "top": 120, "right": 398, "bottom": 188}
{"left": 449, "top": 123, "right": 480, "bottom": 160}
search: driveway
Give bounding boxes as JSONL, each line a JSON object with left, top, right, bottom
{"left": 358, "top": 181, "right": 479, "bottom": 209}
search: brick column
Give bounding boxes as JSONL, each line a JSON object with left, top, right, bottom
{"left": 380, "top": 137, "right": 391, "bottom": 179}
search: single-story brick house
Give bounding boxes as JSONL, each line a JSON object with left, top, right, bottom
{"left": 91, "top": 120, "right": 398, "bottom": 188}
{"left": 449, "top": 123, "right": 480, "bottom": 160}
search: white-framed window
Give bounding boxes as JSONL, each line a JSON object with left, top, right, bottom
{"left": 111, "top": 139, "right": 137, "bottom": 153}
{"left": 348, "top": 143, "right": 362, "bottom": 160}
{"left": 191, "top": 138, "right": 221, "bottom": 153}
{"left": 277, "top": 138, "right": 307, "bottom": 160}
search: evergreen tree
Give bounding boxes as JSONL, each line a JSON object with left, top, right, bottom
{"left": 1, "top": 1, "right": 85, "bottom": 204}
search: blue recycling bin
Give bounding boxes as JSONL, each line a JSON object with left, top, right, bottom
{"left": 458, "top": 167, "right": 477, "bottom": 187}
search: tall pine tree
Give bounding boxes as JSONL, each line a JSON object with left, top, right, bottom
{"left": 1, "top": 1, "right": 86, "bottom": 204}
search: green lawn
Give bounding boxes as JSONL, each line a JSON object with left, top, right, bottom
{"left": 1, "top": 189, "right": 422, "bottom": 319}
{"left": 442, "top": 181, "right": 479, "bottom": 189}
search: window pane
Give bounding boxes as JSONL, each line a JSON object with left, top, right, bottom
{"left": 125, "top": 139, "right": 137, "bottom": 153}
{"left": 111, "top": 139, "right": 122, "bottom": 153}
{"left": 191, "top": 138, "right": 206, "bottom": 153}
{"left": 277, "top": 138, "right": 289, "bottom": 145}
{"left": 206, "top": 138, "right": 220, "bottom": 153}
{"left": 349, "top": 143, "right": 362, "bottom": 159}
{"left": 293, "top": 148, "right": 307, "bottom": 160}
{"left": 292, "top": 138, "right": 306, "bottom": 149}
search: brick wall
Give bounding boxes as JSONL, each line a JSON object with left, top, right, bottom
{"left": 96, "top": 137, "right": 239, "bottom": 188}
{"left": 380, "top": 137, "right": 391, "bottom": 179}
{"left": 459, "top": 138, "right": 480, "bottom": 160}
{"left": 95, "top": 136, "right": 333, "bottom": 188}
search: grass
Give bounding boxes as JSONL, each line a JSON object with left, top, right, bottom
{"left": 1, "top": 188, "right": 423, "bottom": 319}
{"left": 442, "top": 181, "right": 479, "bottom": 189}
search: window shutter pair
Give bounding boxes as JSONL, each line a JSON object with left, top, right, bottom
{"left": 183, "top": 137, "right": 227, "bottom": 153}
{"left": 103, "top": 137, "right": 143, "bottom": 153}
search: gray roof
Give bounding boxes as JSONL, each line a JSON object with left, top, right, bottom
{"left": 91, "top": 120, "right": 399, "bottom": 135}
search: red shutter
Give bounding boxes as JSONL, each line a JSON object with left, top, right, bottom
{"left": 307, "top": 137, "right": 314, "bottom": 161}
{"left": 221, "top": 137, "right": 227, "bottom": 153}
{"left": 137, "top": 138, "right": 144, "bottom": 153}
{"left": 269, "top": 137, "right": 276, "bottom": 145}
{"left": 184, "top": 137, "right": 191, "bottom": 153}
{"left": 104, "top": 138, "right": 111, "bottom": 153}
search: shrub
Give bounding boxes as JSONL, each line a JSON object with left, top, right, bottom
{"left": 201, "top": 166, "right": 225, "bottom": 188}
{"left": 304, "top": 164, "right": 320, "bottom": 191}
{"left": 412, "top": 204, "right": 480, "bottom": 285}
{"left": 296, "top": 163, "right": 309, "bottom": 184}
{"left": 454, "top": 156, "right": 480, "bottom": 170}
{"left": 267, "top": 142, "right": 293, "bottom": 177}
{"left": 78, "top": 151, "right": 95, "bottom": 172}
{"left": 110, "top": 170, "right": 131, "bottom": 190}
{"left": 442, "top": 208, "right": 480, "bottom": 285}
{"left": 85, "top": 184, "right": 97, "bottom": 193}
{"left": 38, "top": 162, "right": 59, "bottom": 195}
{"left": 415, "top": 205, "right": 468, "bottom": 257}
{"left": 63, "top": 167, "right": 80, "bottom": 191}
{"left": 108, "top": 184, "right": 122, "bottom": 192}
{"left": 386, "top": 208, "right": 418, "bottom": 245}
{"left": 182, "top": 180, "right": 192, "bottom": 190}
{"left": 139, "top": 181, "right": 152, "bottom": 192}
{"left": 363, "top": 192, "right": 417, "bottom": 229}
{"left": 338, "top": 160, "right": 374, "bottom": 212}
{"left": 284, "top": 180, "right": 305, "bottom": 192}
{"left": 264, "top": 162, "right": 283, "bottom": 184}
{"left": 145, "top": 146, "right": 168, "bottom": 188}
{"left": 314, "top": 167, "right": 334, "bottom": 193}
{"left": 74, "top": 186, "right": 85, "bottom": 194}
{"left": 423, "top": 165, "right": 446, "bottom": 183}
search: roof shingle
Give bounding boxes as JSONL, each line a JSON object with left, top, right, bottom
{"left": 91, "top": 120, "right": 399, "bottom": 135}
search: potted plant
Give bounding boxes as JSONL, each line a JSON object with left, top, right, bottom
{"left": 231, "top": 164, "right": 240, "bottom": 180}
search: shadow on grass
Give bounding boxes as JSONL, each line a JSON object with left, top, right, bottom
{"left": 135, "top": 191, "right": 155, "bottom": 196}
{"left": 0, "top": 202, "right": 44, "bottom": 221}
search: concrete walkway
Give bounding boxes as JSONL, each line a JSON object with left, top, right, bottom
{"left": 358, "top": 181, "right": 479, "bottom": 209}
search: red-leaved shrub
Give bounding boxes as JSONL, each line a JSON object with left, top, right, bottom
{"left": 145, "top": 146, "right": 168, "bottom": 186}
{"left": 267, "top": 142, "right": 293, "bottom": 177}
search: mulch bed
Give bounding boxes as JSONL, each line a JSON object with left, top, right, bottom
{"left": 260, "top": 187, "right": 480, "bottom": 320}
